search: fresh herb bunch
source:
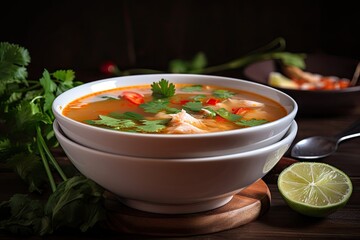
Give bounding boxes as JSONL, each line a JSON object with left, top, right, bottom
{"left": 0, "top": 42, "right": 106, "bottom": 235}
{"left": 101, "top": 37, "right": 306, "bottom": 76}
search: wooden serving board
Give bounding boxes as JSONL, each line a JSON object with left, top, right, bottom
{"left": 103, "top": 179, "right": 271, "bottom": 236}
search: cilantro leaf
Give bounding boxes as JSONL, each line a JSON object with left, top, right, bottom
{"left": 44, "top": 176, "right": 106, "bottom": 234}
{"left": 164, "top": 107, "right": 181, "bottom": 114}
{"left": 6, "top": 153, "right": 48, "bottom": 193}
{"left": 215, "top": 108, "right": 241, "bottom": 122}
{"left": 183, "top": 101, "right": 203, "bottom": 112}
{"left": 0, "top": 176, "right": 106, "bottom": 235}
{"left": 181, "top": 85, "right": 203, "bottom": 92}
{"left": 169, "top": 52, "right": 207, "bottom": 73}
{"left": 137, "top": 119, "right": 171, "bottom": 133}
{"left": 52, "top": 70, "right": 75, "bottom": 86}
{"left": 0, "top": 138, "right": 11, "bottom": 154}
{"left": 0, "top": 42, "right": 30, "bottom": 86}
{"left": 202, "top": 106, "right": 217, "bottom": 117}
{"left": 192, "top": 94, "right": 207, "bottom": 102}
{"left": 235, "top": 119, "right": 268, "bottom": 127}
{"left": 85, "top": 115, "right": 136, "bottom": 129}
{"left": 212, "top": 90, "right": 235, "bottom": 99}
{"left": 109, "top": 111, "right": 144, "bottom": 121}
{"left": 140, "top": 99, "right": 169, "bottom": 113}
{"left": 273, "top": 52, "right": 306, "bottom": 69}
{"left": 151, "top": 79, "right": 175, "bottom": 99}
{"left": 0, "top": 194, "right": 46, "bottom": 235}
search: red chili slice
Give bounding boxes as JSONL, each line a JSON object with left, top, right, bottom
{"left": 206, "top": 98, "right": 219, "bottom": 105}
{"left": 121, "top": 91, "right": 144, "bottom": 105}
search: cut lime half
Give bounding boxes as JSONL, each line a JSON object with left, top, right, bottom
{"left": 278, "top": 162, "right": 352, "bottom": 217}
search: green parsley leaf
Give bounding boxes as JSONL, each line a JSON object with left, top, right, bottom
{"left": 183, "top": 101, "right": 203, "bottom": 112}
{"left": 212, "top": 89, "right": 235, "bottom": 99}
{"left": 215, "top": 108, "right": 241, "bottom": 122}
{"left": 151, "top": 79, "right": 175, "bottom": 99}
{"left": 181, "top": 85, "right": 203, "bottom": 92}
{"left": 235, "top": 119, "right": 268, "bottom": 127}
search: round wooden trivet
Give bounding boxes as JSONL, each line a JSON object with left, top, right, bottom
{"left": 103, "top": 179, "right": 271, "bottom": 236}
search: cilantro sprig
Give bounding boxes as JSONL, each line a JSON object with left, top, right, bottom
{"left": 212, "top": 89, "right": 235, "bottom": 99}
{"left": 140, "top": 99, "right": 180, "bottom": 114}
{"left": 0, "top": 42, "right": 105, "bottom": 235}
{"left": 86, "top": 113, "right": 171, "bottom": 133}
{"left": 151, "top": 78, "right": 175, "bottom": 99}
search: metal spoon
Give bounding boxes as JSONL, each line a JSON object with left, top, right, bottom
{"left": 350, "top": 62, "right": 360, "bottom": 86}
{"left": 291, "top": 119, "right": 360, "bottom": 159}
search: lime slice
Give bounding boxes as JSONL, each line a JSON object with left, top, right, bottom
{"left": 278, "top": 162, "right": 352, "bottom": 217}
{"left": 268, "top": 72, "right": 298, "bottom": 89}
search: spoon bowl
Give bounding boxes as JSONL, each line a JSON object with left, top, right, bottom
{"left": 291, "top": 136, "right": 339, "bottom": 159}
{"left": 291, "top": 118, "right": 360, "bottom": 160}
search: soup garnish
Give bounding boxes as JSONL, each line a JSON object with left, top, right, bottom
{"left": 63, "top": 79, "right": 287, "bottom": 134}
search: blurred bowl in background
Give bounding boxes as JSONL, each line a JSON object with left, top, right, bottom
{"left": 243, "top": 54, "right": 360, "bottom": 116}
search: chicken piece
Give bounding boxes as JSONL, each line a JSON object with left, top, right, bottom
{"left": 243, "top": 109, "right": 273, "bottom": 121}
{"left": 166, "top": 121, "right": 207, "bottom": 134}
{"left": 165, "top": 109, "right": 207, "bottom": 134}
{"left": 215, "top": 98, "right": 264, "bottom": 112}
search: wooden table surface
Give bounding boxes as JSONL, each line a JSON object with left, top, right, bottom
{"left": 1, "top": 107, "right": 360, "bottom": 239}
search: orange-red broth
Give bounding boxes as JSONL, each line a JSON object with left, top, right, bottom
{"left": 63, "top": 84, "right": 287, "bottom": 134}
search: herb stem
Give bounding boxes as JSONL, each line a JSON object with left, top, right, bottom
{"left": 36, "top": 125, "right": 57, "bottom": 192}
{"left": 15, "top": 83, "right": 41, "bottom": 93}
{"left": 37, "top": 128, "right": 68, "bottom": 181}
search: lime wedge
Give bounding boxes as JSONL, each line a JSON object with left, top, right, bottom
{"left": 278, "top": 162, "right": 352, "bottom": 217}
{"left": 268, "top": 72, "right": 298, "bottom": 89}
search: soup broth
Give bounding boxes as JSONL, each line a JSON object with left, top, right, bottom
{"left": 63, "top": 79, "right": 287, "bottom": 134}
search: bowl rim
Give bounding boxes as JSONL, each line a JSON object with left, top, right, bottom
{"left": 52, "top": 73, "right": 298, "bottom": 139}
{"left": 54, "top": 119, "right": 298, "bottom": 162}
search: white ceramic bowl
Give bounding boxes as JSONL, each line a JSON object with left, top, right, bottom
{"left": 52, "top": 74, "right": 297, "bottom": 158}
{"left": 54, "top": 119, "right": 298, "bottom": 214}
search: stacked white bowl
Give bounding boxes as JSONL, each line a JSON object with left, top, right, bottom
{"left": 52, "top": 74, "right": 298, "bottom": 214}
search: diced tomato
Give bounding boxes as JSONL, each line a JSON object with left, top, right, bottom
{"left": 321, "top": 78, "right": 335, "bottom": 90}
{"left": 215, "top": 116, "right": 226, "bottom": 122}
{"left": 121, "top": 91, "right": 144, "bottom": 105}
{"left": 339, "top": 79, "right": 350, "bottom": 88}
{"left": 206, "top": 98, "right": 219, "bottom": 105}
{"left": 180, "top": 99, "right": 190, "bottom": 105}
{"left": 233, "top": 107, "right": 250, "bottom": 115}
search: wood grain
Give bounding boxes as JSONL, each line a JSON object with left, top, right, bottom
{"left": 103, "top": 179, "right": 270, "bottom": 236}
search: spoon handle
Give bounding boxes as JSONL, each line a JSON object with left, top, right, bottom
{"left": 335, "top": 118, "right": 360, "bottom": 142}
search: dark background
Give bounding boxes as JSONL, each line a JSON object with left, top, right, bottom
{"left": 1, "top": 0, "right": 359, "bottom": 81}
